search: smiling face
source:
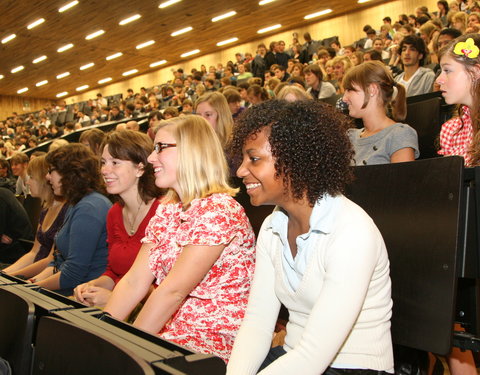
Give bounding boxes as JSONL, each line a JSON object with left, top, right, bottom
{"left": 46, "top": 169, "right": 62, "bottom": 196}
{"left": 236, "top": 127, "right": 285, "bottom": 207}
{"left": 196, "top": 102, "right": 218, "bottom": 129}
{"left": 11, "top": 162, "right": 27, "bottom": 177}
{"left": 101, "top": 145, "right": 142, "bottom": 199}
{"left": 147, "top": 127, "right": 180, "bottom": 196}
{"left": 342, "top": 83, "right": 368, "bottom": 118}
{"left": 436, "top": 55, "right": 474, "bottom": 107}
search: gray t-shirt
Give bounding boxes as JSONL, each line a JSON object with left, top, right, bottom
{"left": 348, "top": 123, "right": 419, "bottom": 166}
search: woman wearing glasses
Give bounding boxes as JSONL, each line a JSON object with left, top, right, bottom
{"left": 74, "top": 131, "right": 162, "bottom": 308}
{"left": 104, "top": 115, "right": 255, "bottom": 361}
{"left": 29, "top": 144, "right": 111, "bottom": 295}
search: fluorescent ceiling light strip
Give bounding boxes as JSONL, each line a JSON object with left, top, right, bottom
{"left": 122, "top": 69, "right": 138, "bottom": 76}
{"left": 119, "top": 14, "right": 141, "bottom": 25}
{"left": 159, "top": 0, "right": 181, "bottom": 8}
{"left": 171, "top": 27, "right": 192, "bottom": 37}
{"left": 259, "top": 0, "right": 276, "bottom": 5}
{"left": 150, "top": 60, "right": 167, "bottom": 67}
{"left": 106, "top": 52, "right": 123, "bottom": 60}
{"left": 33, "top": 55, "right": 47, "bottom": 64}
{"left": 85, "top": 29, "right": 105, "bottom": 40}
{"left": 27, "top": 18, "right": 45, "bottom": 29}
{"left": 181, "top": 49, "right": 200, "bottom": 57}
{"left": 98, "top": 77, "right": 112, "bottom": 84}
{"left": 80, "top": 62, "right": 94, "bottom": 70}
{"left": 212, "top": 11, "right": 237, "bottom": 22}
{"left": 304, "top": 9, "right": 332, "bottom": 19}
{"left": 57, "top": 43, "right": 73, "bottom": 52}
{"left": 59, "top": 0, "right": 79, "bottom": 12}
{"left": 36, "top": 80, "right": 48, "bottom": 87}
{"left": 358, "top": 0, "right": 371, "bottom": 3}
{"left": 11, "top": 65, "right": 24, "bottom": 73}
{"left": 136, "top": 40, "right": 155, "bottom": 49}
{"left": 56, "top": 92, "right": 68, "bottom": 97}
{"left": 57, "top": 72, "right": 70, "bottom": 79}
{"left": 17, "top": 87, "right": 28, "bottom": 94}
{"left": 2, "top": 34, "right": 16, "bottom": 44}
{"left": 76, "top": 85, "right": 89, "bottom": 91}
{"left": 217, "top": 37, "right": 238, "bottom": 46}
{"left": 257, "top": 24, "right": 281, "bottom": 34}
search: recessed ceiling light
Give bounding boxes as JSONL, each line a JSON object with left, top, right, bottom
{"left": 80, "top": 62, "right": 94, "bottom": 70}
{"left": 76, "top": 85, "right": 89, "bottom": 91}
{"left": 257, "top": 24, "right": 281, "bottom": 34}
{"left": 136, "top": 40, "right": 155, "bottom": 49}
{"left": 358, "top": 0, "right": 371, "bottom": 3}
{"left": 32, "top": 55, "right": 47, "bottom": 64}
{"left": 0, "top": 75, "right": 4, "bottom": 80}
{"left": 59, "top": 0, "right": 79, "bottom": 12}
{"left": 171, "top": 27, "right": 193, "bottom": 37}
{"left": 98, "top": 77, "right": 112, "bottom": 84}
{"left": 159, "top": 0, "right": 181, "bottom": 8}
{"left": 11, "top": 65, "right": 24, "bottom": 73}
{"left": 304, "top": 9, "right": 332, "bottom": 19}
{"left": 181, "top": 49, "right": 200, "bottom": 58}
{"left": 106, "top": 52, "right": 123, "bottom": 60}
{"left": 259, "top": 0, "right": 276, "bottom": 5}
{"left": 119, "top": 14, "right": 141, "bottom": 25}
{"left": 57, "top": 43, "right": 74, "bottom": 52}
{"left": 56, "top": 91, "right": 68, "bottom": 98}
{"left": 150, "top": 60, "right": 167, "bottom": 68}
{"left": 56, "top": 72, "right": 70, "bottom": 79}
{"left": 217, "top": 37, "right": 238, "bottom": 46}
{"left": 85, "top": 30, "right": 105, "bottom": 40}
{"left": 1, "top": 34, "right": 16, "bottom": 44}
{"left": 36, "top": 80, "right": 48, "bottom": 87}
{"left": 27, "top": 18, "right": 45, "bottom": 30}
{"left": 122, "top": 69, "right": 138, "bottom": 76}
{"left": 212, "top": 11, "right": 237, "bottom": 22}
{"left": 17, "top": 87, "right": 28, "bottom": 94}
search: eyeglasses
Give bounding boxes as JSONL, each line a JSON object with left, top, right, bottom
{"left": 154, "top": 142, "right": 176, "bottom": 153}
{"left": 47, "top": 167, "right": 56, "bottom": 174}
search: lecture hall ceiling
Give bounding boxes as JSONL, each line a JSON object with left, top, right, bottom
{"left": 0, "top": 0, "right": 385, "bottom": 99}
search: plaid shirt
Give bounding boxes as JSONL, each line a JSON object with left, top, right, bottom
{"left": 439, "top": 106, "right": 473, "bottom": 166}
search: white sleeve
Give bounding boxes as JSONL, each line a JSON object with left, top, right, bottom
{"left": 227, "top": 223, "right": 281, "bottom": 375}
{"left": 259, "top": 217, "right": 382, "bottom": 375}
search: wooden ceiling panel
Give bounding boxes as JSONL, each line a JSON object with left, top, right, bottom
{"left": 0, "top": 0, "right": 385, "bottom": 99}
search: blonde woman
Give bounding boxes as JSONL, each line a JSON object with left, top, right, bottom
{"left": 104, "top": 116, "right": 255, "bottom": 361}
{"left": 4, "top": 156, "right": 67, "bottom": 277}
{"left": 195, "top": 92, "right": 234, "bottom": 149}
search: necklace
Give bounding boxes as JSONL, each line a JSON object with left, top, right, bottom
{"left": 126, "top": 202, "right": 143, "bottom": 236}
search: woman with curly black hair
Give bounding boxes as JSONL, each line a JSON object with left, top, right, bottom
{"left": 29, "top": 143, "right": 111, "bottom": 295}
{"left": 227, "top": 100, "right": 393, "bottom": 375}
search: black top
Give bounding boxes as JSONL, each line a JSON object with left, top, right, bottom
{"left": 0, "top": 187, "right": 33, "bottom": 242}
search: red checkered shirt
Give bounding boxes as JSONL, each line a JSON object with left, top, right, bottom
{"left": 438, "top": 106, "right": 473, "bottom": 166}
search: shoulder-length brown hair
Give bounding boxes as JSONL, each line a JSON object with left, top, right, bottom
{"left": 46, "top": 143, "right": 105, "bottom": 204}
{"left": 27, "top": 155, "right": 55, "bottom": 207}
{"left": 100, "top": 130, "right": 163, "bottom": 204}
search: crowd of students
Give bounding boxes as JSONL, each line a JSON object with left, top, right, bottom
{"left": 2, "top": 1, "right": 480, "bottom": 373}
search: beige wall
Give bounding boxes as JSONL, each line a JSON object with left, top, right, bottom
{"left": 0, "top": 95, "right": 52, "bottom": 122}
{"left": 3, "top": 0, "right": 438, "bottom": 113}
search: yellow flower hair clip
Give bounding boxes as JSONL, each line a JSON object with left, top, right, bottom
{"left": 454, "top": 38, "right": 480, "bottom": 59}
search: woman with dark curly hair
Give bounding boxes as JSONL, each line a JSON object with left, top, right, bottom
{"left": 29, "top": 143, "right": 111, "bottom": 295}
{"left": 227, "top": 100, "right": 393, "bottom": 375}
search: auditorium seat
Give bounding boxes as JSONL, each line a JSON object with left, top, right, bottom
{"left": 22, "top": 195, "right": 42, "bottom": 230}
{"left": 0, "top": 287, "right": 35, "bottom": 375}
{"left": 32, "top": 316, "right": 155, "bottom": 375}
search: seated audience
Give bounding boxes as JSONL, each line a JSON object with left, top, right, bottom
{"left": 104, "top": 115, "right": 255, "bottom": 361}
{"left": 29, "top": 144, "right": 111, "bottom": 295}
{"left": 79, "top": 128, "right": 106, "bottom": 156}
{"left": 10, "top": 152, "right": 30, "bottom": 196}
{"left": 74, "top": 131, "right": 162, "bottom": 308}
{"left": 304, "top": 64, "right": 336, "bottom": 100}
{"left": 3, "top": 156, "right": 67, "bottom": 277}
{"left": 343, "top": 61, "right": 419, "bottom": 165}
{"left": 227, "top": 100, "right": 393, "bottom": 374}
